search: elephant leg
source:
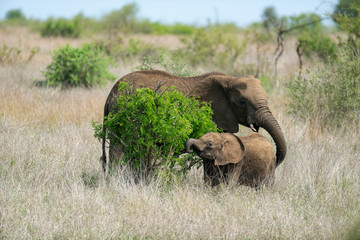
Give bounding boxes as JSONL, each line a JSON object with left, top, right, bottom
{"left": 227, "top": 163, "right": 243, "bottom": 187}
{"left": 108, "top": 140, "right": 124, "bottom": 172}
{"left": 203, "top": 160, "right": 229, "bottom": 187}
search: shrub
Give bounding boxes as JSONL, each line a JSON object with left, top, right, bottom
{"left": 0, "top": 43, "right": 39, "bottom": 66}
{"left": 92, "top": 81, "right": 218, "bottom": 181}
{"left": 288, "top": 4, "right": 360, "bottom": 129}
{"left": 43, "top": 43, "right": 115, "bottom": 89}
{"left": 335, "top": 4, "right": 360, "bottom": 56}
{"left": 5, "top": 9, "right": 26, "bottom": 21}
{"left": 287, "top": 47, "right": 360, "bottom": 129}
{"left": 291, "top": 14, "right": 338, "bottom": 62}
{"left": 101, "top": 3, "right": 139, "bottom": 35}
{"left": 94, "top": 36, "right": 167, "bottom": 62}
{"left": 170, "top": 24, "right": 194, "bottom": 35}
{"left": 0, "top": 44, "right": 21, "bottom": 66}
{"left": 152, "top": 23, "right": 196, "bottom": 35}
{"left": 333, "top": 0, "right": 360, "bottom": 23}
{"left": 40, "top": 17, "right": 82, "bottom": 38}
{"left": 177, "top": 28, "right": 247, "bottom": 73}
{"left": 136, "top": 54, "right": 196, "bottom": 77}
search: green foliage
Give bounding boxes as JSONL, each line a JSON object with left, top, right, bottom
{"left": 125, "top": 38, "right": 159, "bottom": 58}
{"left": 261, "top": 6, "right": 278, "bottom": 34}
{"left": 150, "top": 22, "right": 195, "bottom": 35}
{"left": 101, "top": 3, "right": 139, "bottom": 35}
{"left": 5, "top": 9, "right": 26, "bottom": 21}
{"left": 287, "top": 10, "right": 360, "bottom": 128}
{"left": 44, "top": 43, "right": 115, "bottom": 89}
{"left": 98, "top": 37, "right": 166, "bottom": 62}
{"left": 207, "top": 22, "right": 242, "bottom": 34}
{"left": 298, "top": 32, "right": 338, "bottom": 61}
{"left": 177, "top": 28, "right": 247, "bottom": 74}
{"left": 291, "top": 14, "right": 337, "bottom": 61}
{"left": 335, "top": 4, "right": 360, "bottom": 56}
{"left": 287, "top": 47, "right": 360, "bottom": 129}
{"left": 93, "top": 81, "right": 218, "bottom": 181}
{"left": 136, "top": 54, "right": 196, "bottom": 77}
{"left": 170, "top": 23, "right": 196, "bottom": 35}
{"left": 0, "top": 42, "right": 39, "bottom": 66}
{"left": 40, "top": 16, "right": 82, "bottom": 38}
{"left": 0, "top": 44, "right": 21, "bottom": 65}
{"left": 333, "top": 0, "right": 360, "bottom": 20}
{"left": 101, "top": 3, "right": 196, "bottom": 36}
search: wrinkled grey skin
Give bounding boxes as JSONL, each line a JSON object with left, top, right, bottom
{"left": 186, "top": 132, "right": 276, "bottom": 188}
{"left": 101, "top": 70, "right": 286, "bottom": 172}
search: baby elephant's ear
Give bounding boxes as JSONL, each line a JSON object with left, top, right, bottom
{"left": 214, "top": 134, "right": 245, "bottom": 166}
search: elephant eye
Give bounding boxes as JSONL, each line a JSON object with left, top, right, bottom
{"left": 238, "top": 100, "right": 246, "bottom": 107}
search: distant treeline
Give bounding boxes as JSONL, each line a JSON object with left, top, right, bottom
{"left": 1, "top": 1, "right": 354, "bottom": 38}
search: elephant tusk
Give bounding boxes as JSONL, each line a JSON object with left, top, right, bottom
{"left": 250, "top": 124, "right": 257, "bottom": 132}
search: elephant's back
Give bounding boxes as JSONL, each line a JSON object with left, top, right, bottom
{"left": 120, "top": 70, "right": 226, "bottom": 94}
{"left": 107, "top": 70, "right": 227, "bottom": 112}
{"left": 122, "top": 70, "right": 192, "bottom": 94}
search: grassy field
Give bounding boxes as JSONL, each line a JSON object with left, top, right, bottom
{"left": 0, "top": 27, "right": 359, "bottom": 239}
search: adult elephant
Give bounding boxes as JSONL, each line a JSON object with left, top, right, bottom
{"left": 101, "top": 70, "right": 286, "bottom": 172}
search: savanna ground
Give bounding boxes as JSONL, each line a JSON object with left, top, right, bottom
{"left": 1, "top": 27, "right": 360, "bottom": 239}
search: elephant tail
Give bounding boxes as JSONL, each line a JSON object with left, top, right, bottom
{"left": 101, "top": 97, "right": 110, "bottom": 173}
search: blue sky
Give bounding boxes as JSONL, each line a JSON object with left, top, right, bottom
{"left": 0, "top": 0, "right": 336, "bottom": 27}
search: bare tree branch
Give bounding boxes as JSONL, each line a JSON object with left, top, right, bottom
{"left": 268, "top": 16, "right": 330, "bottom": 76}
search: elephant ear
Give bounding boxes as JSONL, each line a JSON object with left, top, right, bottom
{"left": 197, "top": 76, "right": 239, "bottom": 132}
{"left": 214, "top": 134, "right": 245, "bottom": 166}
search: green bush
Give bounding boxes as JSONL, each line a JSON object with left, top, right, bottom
{"left": 287, "top": 47, "right": 360, "bottom": 128}
{"left": 5, "top": 9, "right": 26, "bottom": 21}
{"left": 43, "top": 43, "right": 115, "bottom": 89}
{"left": 0, "top": 44, "right": 21, "bottom": 65}
{"left": 136, "top": 54, "right": 196, "bottom": 77}
{"left": 291, "top": 13, "right": 338, "bottom": 61}
{"left": 101, "top": 3, "right": 139, "bottom": 35}
{"left": 153, "top": 22, "right": 195, "bottom": 35}
{"left": 0, "top": 43, "right": 39, "bottom": 66}
{"left": 288, "top": 4, "right": 360, "bottom": 129}
{"left": 40, "top": 17, "right": 82, "bottom": 38}
{"left": 177, "top": 28, "right": 247, "bottom": 73}
{"left": 298, "top": 34, "right": 338, "bottom": 60}
{"left": 335, "top": 4, "right": 360, "bottom": 56}
{"left": 170, "top": 23, "right": 195, "bottom": 35}
{"left": 92, "top": 81, "right": 218, "bottom": 181}
{"left": 95, "top": 37, "right": 166, "bottom": 62}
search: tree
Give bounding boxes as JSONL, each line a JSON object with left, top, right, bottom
{"left": 290, "top": 14, "right": 337, "bottom": 72}
{"left": 5, "top": 9, "right": 25, "bottom": 21}
{"left": 102, "top": 3, "right": 140, "bottom": 36}
{"left": 334, "top": 2, "right": 360, "bottom": 56}
{"left": 333, "top": 0, "right": 360, "bottom": 19}
{"left": 262, "top": 6, "right": 278, "bottom": 34}
{"left": 262, "top": 7, "right": 332, "bottom": 75}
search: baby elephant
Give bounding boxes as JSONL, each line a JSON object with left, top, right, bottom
{"left": 186, "top": 132, "right": 276, "bottom": 188}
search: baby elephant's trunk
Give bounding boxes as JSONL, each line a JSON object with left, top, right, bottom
{"left": 185, "top": 138, "right": 197, "bottom": 153}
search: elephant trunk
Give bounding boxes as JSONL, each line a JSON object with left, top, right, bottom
{"left": 186, "top": 138, "right": 197, "bottom": 153}
{"left": 256, "top": 106, "right": 287, "bottom": 167}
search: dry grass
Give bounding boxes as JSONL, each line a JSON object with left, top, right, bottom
{"left": 0, "top": 27, "right": 359, "bottom": 239}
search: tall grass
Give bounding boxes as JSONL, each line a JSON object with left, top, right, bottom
{"left": 0, "top": 117, "right": 359, "bottom": 239}
{"left": 0, "top": 26, "right": 359, "bottom": 239}
{"left": 0, "top": 64, "right": 107, "bottom": 126}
